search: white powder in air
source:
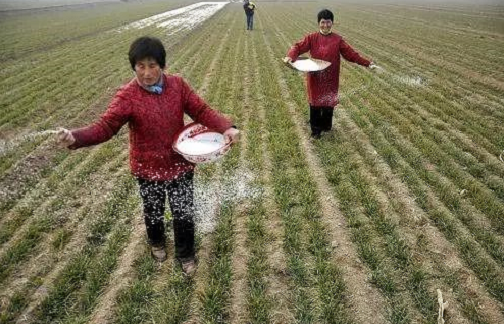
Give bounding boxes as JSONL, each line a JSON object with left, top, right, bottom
{"left": 0, "top": 129, "right": 59, "bottom": 156}
{"left": 194, "top": 167, "right": 262, "bottom": 234}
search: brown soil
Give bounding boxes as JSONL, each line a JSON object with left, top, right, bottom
{"left": 377, "top": 36, "right": 504, "bottom": 92}
{"left": 258, "top": 96, "right": 294, "bottom": 324}
{"left": 360, "top": 84, "right": 504, "bottom": 235}
{"left": 0, "top": 148, "right": 126, "bottom": 257}
{"left": 5, "top": 6, "right": 239, "bottom": 324}
{"left": 286, "top": 120, "right": 388, "bottom": 324}
{"left": 0, "top": 142, "right": 56, "bottom": 209}
{"left": 337, "top": 109, "right": 468, "bottom": 323}
{"left": 182, "top": 234, "right": 211, "bottom": 324}
{"left": 229, "top": 38, "right": 251, "bottom": 322}
{"left": 88, "top": 211, "right": 143, "bottom": 324}
{"left": 228, "top": 205, "right": 250, "bottom": 324}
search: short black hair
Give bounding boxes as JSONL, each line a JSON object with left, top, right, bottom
{"left": 317, "top": 9, "right": 334, "bottom": 23}
{"left": 128, "top": 36, "right": 166, "bottom": 70}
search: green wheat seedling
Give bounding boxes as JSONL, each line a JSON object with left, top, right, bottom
{"left": 346, "top": 29, "right": 504, "bottom": 154}
{"left": 33, "top": 177, "right": 136, "bottom": 323}
{"left": 356, "top": 91, "right": 504, "bottom": 257}
{"left": 346, "top": 103, "right": 504, "bottom": 304}
{"left": 261, "top": 14, "right": 412, "bottom": 321}
{"left": 0, "top": 140, "right": 124, "bottom": 264}
{"left": 338, "top": 68, "right": 504, "bottom": 257}
{"left": 1, "top": 2, "right": 503, "bottom": 323}
{"left": 335, "top": 113, "right": 492, "bottom": 324}
{"left": 0, "top": 174, "right": 135, "bottom": 321}
{"left": 242, "top": 31, "right": 272, "bottom": 323}
{"left": 0, "top": 1, "right": 195, "bottom": 61}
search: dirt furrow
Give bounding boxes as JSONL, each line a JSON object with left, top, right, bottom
{"left": 0, "top": 14, "right": 231, "bottom": 317}
{"left": 88, "top": 210, "right": 144, "bottom": 324}
{"left": 229, "top": 29, "right": 251, "bottom": 324}
{"left": 281, "top": 6, "right": 504, "bottom": 116}
{"left": 0, "top": 144, "right": 125, "bottom": 258}
{"left": 343, "top": 7, "right": 503, "bottom": 71}
{"left": 229, "top": 206, "right": 250, "bottom": 323}
{"left": 0, "top": 3, "right": 218, "bottom": 128}
{"left": 0, "top": 84, "right": 120, "bottom": 219}
{"left": 171, "top": 8, "right": 234, "bottom": 91}
{"left": 251, "top": 48, "right": 293, "bottom": 324}
{"left": 355, "top": 5, "right": 504, "bottom": 40}
{"left": 347, "top": 27, "right": 504, "bottom": 110}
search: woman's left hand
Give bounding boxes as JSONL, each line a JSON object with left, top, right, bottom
{"left": 223, "top": 127, "right": 240, "bottom": 144}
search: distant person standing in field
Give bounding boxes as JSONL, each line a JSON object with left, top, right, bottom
{"left": 243, "top": 0, "right": 256, "bottom": 30}
{"left": 56, "top": 36, "right": 239, "bottom": 275}
{"left": 283, "top": 9, "right": 376, "bottom": 139}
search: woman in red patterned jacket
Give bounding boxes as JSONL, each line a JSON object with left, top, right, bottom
{"left": 57, "top": 36, "right": 239, "bottom": 275}
{"left": 283, "top": 9, "right": 376, "bottom": 139}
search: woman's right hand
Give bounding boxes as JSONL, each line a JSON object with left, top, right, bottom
{"left": 57, "top": 127, "right": 75, "bottom": 147}
{"left": 282, "top": 56, "right": 293, "bottom": 65}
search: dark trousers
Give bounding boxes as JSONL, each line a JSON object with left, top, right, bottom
{"left": 246, "top": 14, "right": 254, "bottom": 30}
{"left": 310, "top": 105, "right": 334, "bottom": 135}
{"left": 138, "top": 172, "right": 195, "bottom": 261}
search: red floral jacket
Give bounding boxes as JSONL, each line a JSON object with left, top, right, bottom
{"left": 287, "top": 32, "right": 371, "bottom": 107}
{"left": 69, "top": 74, "right": 232, "bottom": 181}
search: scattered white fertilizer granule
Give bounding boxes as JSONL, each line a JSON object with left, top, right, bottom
{"left": 194, "top": 167, "right": 262, "bottom": 234}
{"left": 0, "top": 129, "right": 59, "bottom": 156}
{"left": 394, "top": 75, "right": 424, "bottom": 86}
{"left": 115, "top": 2, "right": 227, "bottom": 34}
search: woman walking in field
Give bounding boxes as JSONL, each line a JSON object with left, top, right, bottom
{"left": 283, "top": 9, "right": 376, "bottom": 139}
{"left": 57, "top": 36, "right": 239, "bottom": 275}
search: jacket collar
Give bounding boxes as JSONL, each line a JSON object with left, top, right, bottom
{"left": 136, "top": 74, "right": 164, "bottom": 94}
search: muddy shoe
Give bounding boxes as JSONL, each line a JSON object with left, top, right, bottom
{"left": 151, "top": 245, "right": 167, "bottom": 262}
{"left": 181, "top": 259, "right": 197, "bottom": 276}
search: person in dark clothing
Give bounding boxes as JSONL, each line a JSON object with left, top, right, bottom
{"left": 243, "top": 0, "right": 256, "bottom": 30}
{"left": 57, "top": 36, "right": 240, "bottom": 275}
{"left": 283, "top": 9, "right": 376, "bottom": 139}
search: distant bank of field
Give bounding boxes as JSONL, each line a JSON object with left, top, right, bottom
{"left": 0, "top": 0, "right": 122, "bottom": 11}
